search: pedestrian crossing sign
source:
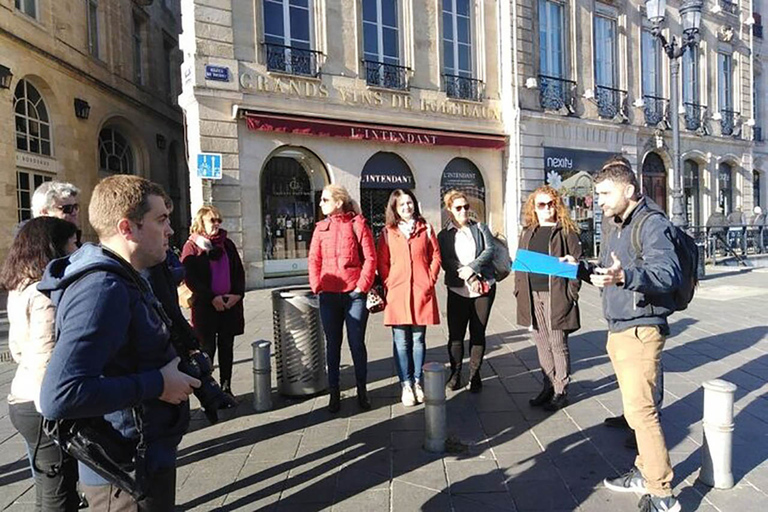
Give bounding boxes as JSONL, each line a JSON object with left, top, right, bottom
{"left": 196, "top": 153, "right": 222, "bottom": 180}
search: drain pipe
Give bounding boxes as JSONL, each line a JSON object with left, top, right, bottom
{"left": 252, "top": 340, "right": 272, "bottom": 412}
{"left": 423, "top": 362, "right": 447, "bottom": 453}
{"left": 699, "top": 379, "right": 737, "bottom": 489}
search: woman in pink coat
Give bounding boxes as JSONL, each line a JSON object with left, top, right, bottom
{"left": 377, "top": 189, "right": 441, "bottom": 407}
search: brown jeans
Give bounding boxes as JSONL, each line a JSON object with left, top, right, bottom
{"left": 81, "top": 467, "right": 176, "bottom": 512}
{"left": 607, "top": 325, "right": 673, "bottom": 497}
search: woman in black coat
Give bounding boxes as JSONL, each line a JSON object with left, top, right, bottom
{"left": 437, "top": 190, "right": 496, "bottom": 393}
{"left": 181, "top": 206, "right": 245, "bottom": 398}
{"left": 515, "top": 185, "right": 582, "bottom": 411}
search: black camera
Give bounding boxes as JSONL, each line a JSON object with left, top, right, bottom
{"left": 177, "top": 351, "right": 236, "bottom": 424}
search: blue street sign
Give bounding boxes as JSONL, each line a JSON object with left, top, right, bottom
{"left": 205, "top": 65, "right": 230, "bottom": 82}
{"left": 197, "top": 153, "right": 222, "bottom": 180}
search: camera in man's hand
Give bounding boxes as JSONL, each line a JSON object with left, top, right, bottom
{"left": 177, "top": 351, "right": 236, "bottom": 424}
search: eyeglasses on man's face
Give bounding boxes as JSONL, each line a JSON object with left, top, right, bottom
{"left": 56, "top": 203, "right": 80, "bottom": 215}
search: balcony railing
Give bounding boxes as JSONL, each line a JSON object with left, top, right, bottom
{"left": 538, "top": 75, "right": 576, "bottom": 114}
{"left": 264, "top": 43, "right": 322, "bottom": 77}
{"left": 684, "top": 102, "right": 707, "bottom": 132}
{"left": 443, "top": 74, "right": 484, "bottom": 102}
{"left": 719, "top": 0, "right": 738, "bottom": 15}
{"left": 595, "top": 85, "right": 628, "bottom": 121}
{"left": 363, "top": 61, "right": 410, "bottom": 90}
{"left": 642, "top": 95, "right": 669, "bottom": 127}
{"left": 720, "top": 109, "right": 740, "bottom": 136}
{"left": 755, "top": 126, "right": 764, "bottom": 142}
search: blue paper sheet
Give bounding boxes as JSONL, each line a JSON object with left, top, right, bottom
{"left": 511, "top": 249, "right": 578, "bottom": 279}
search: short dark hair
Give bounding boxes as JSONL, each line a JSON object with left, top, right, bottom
{"left": 595, "top": 155, "right": 639, "bottom": 191}
{"left": 1, "top": 217, "right": 78, "bottom": 290}
{"left": 385, "top": 189, "right": 423, "bottom": 227}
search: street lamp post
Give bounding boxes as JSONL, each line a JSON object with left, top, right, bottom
{"left": 646, "top": 0, "right": 703, "bottom": 228}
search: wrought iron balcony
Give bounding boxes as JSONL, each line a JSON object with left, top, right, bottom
{"left": 683, "top": 102, "right": 707, "bottom": 132}
{"left": 363, "top": 61, "right": 410, "bottom": 90}
{"left": 538, "top": 75, "right": 576, "bottom": 114}
{"left": 263, "top": 43, "right": 322, "bottom": 77}
{"left": 443, "top": 74, "right": 484, "bottom": 102}
{"left": 642, "top": 95, "right": 669, "bottom": 127}
{"left": 595, "top": 85, "right": 628, "bottom": 121}
{"left": 719, "top": 0, "right": 738, "bottom": 15}
{"left": 755, "top": 126, "right": 764, "bottom": 142}
{"left": 720, "top": 109, "right": 740, "bottom": 136}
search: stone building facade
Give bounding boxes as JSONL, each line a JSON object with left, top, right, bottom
{"left": 179, "top": 0, "right": 507, "bottom": 288}
{"left": 508, "top": 0, "right": 760, "bottom": 256}
{"left": 0, "top": 0, "right": 188, "bottom": 252}
{"left": 753, "top": 0, "right": 767, "bottom": 210}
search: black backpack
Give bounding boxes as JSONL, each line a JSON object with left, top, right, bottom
{"left": 631, "top": 210, "right": 699, "bottom": 311}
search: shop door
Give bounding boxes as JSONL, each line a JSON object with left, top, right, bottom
{"left": 440, "top": 158, "right": 486, "bottom": 228}
{"left": 360, "top": 189, "right": 392, "bottom": 240}
{"left": 360, "top": 152, "right": 415, "bottom": 240}
{"left": 642, "top": 152, "right": 668, "bottom": 212}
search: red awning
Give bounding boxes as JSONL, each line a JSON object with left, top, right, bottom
{"left": 242, "top": 111, "right": 507, "bottom": 150}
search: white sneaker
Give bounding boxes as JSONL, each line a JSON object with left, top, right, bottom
{"left": 413, "top": 382, "right": 425, "bottom": 403}
{"left": 401, "top": 383, "right": 417, "bottom": 407}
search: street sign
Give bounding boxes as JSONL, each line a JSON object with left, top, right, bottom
{"left": 205, "top": 65, "right": 230, "bottom": 82}
{"left": 197, "top": 153, "right": 222, "bottom": 180}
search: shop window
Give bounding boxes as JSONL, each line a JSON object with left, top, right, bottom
{"left": 17, "top": 171, "right": 53, "bottom": 222}
{"left": 262, "top": 150, "right": 327, "bottom": 277}
{"left": 14, "top": 79, "right": 52, "bottom": 156}
{"left": 360, "top": 152, "right": 415, "bottom": 239}
{"left": 440, "top": 158, "right": 485, "bottom": 227}
{"left": 99, "top": 128, "right": 135, "bottom": 174}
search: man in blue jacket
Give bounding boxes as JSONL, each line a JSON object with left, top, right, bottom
{"left": 568, "top": 156, "right": 682, "bottom": 512}
{"left": 39, "top": 175, "right": 200, "bottom": 511}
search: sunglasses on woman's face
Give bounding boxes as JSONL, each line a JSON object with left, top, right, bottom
{"left": 207, "top": 217, "right": 223, "bottom": 224}
{"left": 536, "top": 201, "right": 555, "bottom": 210}
{"left": 453, "top": 204, "right": 470, "bottom": 212}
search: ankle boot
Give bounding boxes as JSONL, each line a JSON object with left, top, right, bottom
{"left": 328, "top": 387, "right": 341, "bottom": 413}
{"left": 543, "top": 392, "right": 568, "bottom": 412}
{"left": 468, "top": 372, "right": 483, "bottom": 393}
{"left": 529, "top": 385, "right": 555, "bottom": 407}
{"left": 356, "top": 384, "right": 371, "bottom": 411}
{"left": 446, "top": 370, "right": 462, "bottom": 391}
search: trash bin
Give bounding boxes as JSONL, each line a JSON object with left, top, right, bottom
{"left": 272, "top": 287, "right": 327, "bottom": 396}
{"left": 696, "top": 242, "right": 706, "bottom": 278}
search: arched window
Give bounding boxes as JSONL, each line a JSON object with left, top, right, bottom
{"left": 718, "top": 162, "right": 733, "bottom": 214}
{"left": 99, "top": 128, "right": 135, "bottom": 174}
{"left": 641, "top": 152, "right": 667, "bottom": 212}
{"left": 14, "top": 79, "right": 52, "bottom": 156}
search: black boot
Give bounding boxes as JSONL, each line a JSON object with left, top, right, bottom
{"left": 468, "top": 372, "right": 483, "bottom": 393}
{"left": 529, "top": 386, "right": 555, "bottom": 407}
{"left": 446, "top": 370, "right": 462, "bottom": 391}
{"left": 543, "top": 392, "right": 568, "bottom": 412}
{"left": 356, "top": 384, "right": 371, "bottom": 411}
{"left": 604, "top": 414, "right": 630, "bottom": 429}
{"left": 328, "top": 387, "right": 341, "bottom": 413}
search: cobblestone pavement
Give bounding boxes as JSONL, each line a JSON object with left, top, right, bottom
{"left": 0, "top": 267, "right": 766, "bottom": 511}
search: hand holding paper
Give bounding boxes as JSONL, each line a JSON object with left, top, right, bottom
{"left": 511, "top": 249, "right": 578, "bottom": 279}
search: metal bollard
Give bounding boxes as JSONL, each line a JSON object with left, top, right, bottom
{"left": 252, "top": 340, "right": 272, "bottom": 412}
{"left": 700, "top": 379, "right": 737, "bottom": 489}
{"left": 423, "top": 362, "right": 447, "bottom": 453}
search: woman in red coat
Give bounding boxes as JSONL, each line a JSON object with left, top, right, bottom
{"left": 309, "top": 185, "right": 376, "bottom": 413}
{"left": 181, "top": 205, "right": 245, "bottom": 400}
{"left": 377, "top": 189, "right": 441, "bottom": 407}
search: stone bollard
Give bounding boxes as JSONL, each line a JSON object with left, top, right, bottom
{"left": 252, "top": 340, "right": 272, "bottom": 412}
{"left": 423, "top": 362, "right": 447, "bottom": 453}
{"left": 700, "top": 379, "right": 737, "bottom": 489}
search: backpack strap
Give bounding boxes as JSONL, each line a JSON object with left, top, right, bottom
{"left": 630, "top": 210, "right": 664, "bottom": 260}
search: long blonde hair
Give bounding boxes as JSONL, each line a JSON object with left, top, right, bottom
{"left": 522, "top": 185, "right": 579, "bottom": 234}
{"left": 190, "top": 205, "right": 223, "bottom": 235}
{"left": 323, "top": 184, "right": 359, "bottom": 214}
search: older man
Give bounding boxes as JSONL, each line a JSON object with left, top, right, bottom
{"left": 32, "top": 181, "right": 81, "bottom": 227}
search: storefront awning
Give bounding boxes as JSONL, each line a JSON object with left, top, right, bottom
{"left": 242, "top": 111, "right": 507, "bottom": 150}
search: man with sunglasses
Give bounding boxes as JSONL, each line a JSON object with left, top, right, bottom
{"left": 30, "top": 181, "right": 83, "bottom": 245}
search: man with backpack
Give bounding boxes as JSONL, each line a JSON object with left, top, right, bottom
{"left": 564, "top": 156, "right": 688, "bottom": 512}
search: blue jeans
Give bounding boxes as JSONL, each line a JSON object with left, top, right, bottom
{"left": 319, "top": 291, "right": 369, "bottom": 389}
{"left": 392, "top": 326, "right": 427, "bottom": 385}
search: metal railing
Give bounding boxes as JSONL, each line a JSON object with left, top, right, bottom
{"left": 720, "top": 109, "right": 740, "bottom": 136}
{"left": 595, "top": 85, "right": 628, "bottom": 120}
{"left": 683, "top": 102, "right": 707, "bottom": 132}
{"left": 696, "top": 224, "right": 768, "bottom": 263}
{"left": 443, "top": 74, "right": 484, "bottom": 102}
{"left": 538, "top": 74, "right": 576, "bottom": 113}
{"left": 263, "top": 43, "right": 323, "bottom": 77}
{"left": 643, "top": 95, "right": 669, "bottom": 127}
{"left": 363, "top": 60, "right": 410, "bottom": 90}
{"left": 719, "top": 0, "right": 738, "bottom": 15}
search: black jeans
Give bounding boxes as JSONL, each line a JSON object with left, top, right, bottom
{"left": 197, "top": 314, "right": 235, "bottom": 389}
{"left": 9, "top": 400, "right": 80, "bottom": 512}
{"left": 446, "top": 286, "right": 496, "bottom": 380}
